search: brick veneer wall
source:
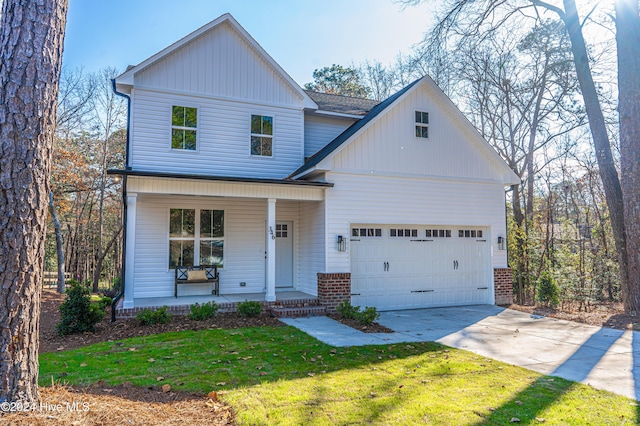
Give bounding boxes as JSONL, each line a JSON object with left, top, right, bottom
{"left": 494, "top": 268, "right": 513, "bottom": 305}
{"left": 317, "top": 272, "right": 351, "bottom": 313}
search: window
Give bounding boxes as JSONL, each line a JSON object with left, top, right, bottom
{"left": 172, "top": 106, "right": 197, "bottom": 150}
{"left": 390, "top": 228, "right": 418, "bottom": 237}
{"left": 251, "top": 114, "right": 273, "bottom": 156}
{"left": 351, "top": 228, "right": 382, "bottom": 237}
{"left": 458, "top": 229, "right": 483, "bottom": 238}
{"left": 415, "top": 111, "right": 429, "bottom": 139}
{"left": 426, "top": 229, "right": 451, "bottom": 238}
{"left": 275, "top": 224, "right": 288, "bottom": 238}
{"left": 169, "top": 208, "right": 224, "bottom": 268}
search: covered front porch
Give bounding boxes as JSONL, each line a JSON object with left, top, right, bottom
{"left": 114, "top": 170, "right": 332, "bottom": 312}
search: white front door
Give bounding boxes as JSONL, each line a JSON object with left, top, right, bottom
{"left": 275, "top": 221, "right": 293, "bottom": 287}
{"left": 350, "top": 225, "right": 490, "bottom": 310}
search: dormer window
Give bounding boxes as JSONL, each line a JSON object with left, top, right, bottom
{"left": 415, "top": 111, "right": 429, "bottom": 139}
{"left": 172, "top": 106, "right": 197, "bottom": 150}
{"left": 251, "top": 114, "right": 273, "bottom": 156}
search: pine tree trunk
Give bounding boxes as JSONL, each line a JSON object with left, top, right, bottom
{"left": 0, "top": 0, "right": 68, "bottom": 405}
{"left": 48, "top": 191, "right": 66, "bottom": 293}
{"left": 616, "top": 0, "right": 640, "bottom": 315}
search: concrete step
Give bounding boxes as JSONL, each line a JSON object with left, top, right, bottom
{"left": 270, "top": 305, "right": 327, "bottom": 318}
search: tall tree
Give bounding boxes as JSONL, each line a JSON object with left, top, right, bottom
{"left": 407, "top": 0, "right": 639, "bottom": 314}
{"left": 304, "top": 64, "right": 371, "bottom": 98}
{"left": 0, "top": 0, "right": 68, "bottom": 405}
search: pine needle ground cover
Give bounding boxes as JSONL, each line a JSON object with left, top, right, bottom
{"left": 39, "top": 326, "right": 637, "bottom": 425}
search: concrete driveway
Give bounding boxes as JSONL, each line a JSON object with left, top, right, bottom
{"left": 281, "top": 305, "right": 640, "bottom": 400}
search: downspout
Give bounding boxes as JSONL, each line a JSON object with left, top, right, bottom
{"left": 111, "top": 78, "right": 131, "bottom": 322}
{"left": 504, "top": 185, "right": 515, "bottom": 268}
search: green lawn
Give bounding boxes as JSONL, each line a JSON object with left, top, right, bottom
{"left": 40, "top": 326, "right": 638, "bottom": 425}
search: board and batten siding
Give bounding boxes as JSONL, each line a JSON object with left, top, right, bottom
{"left": 129, "top": 88, "right": 304, "bottom": 179}
{"left": 331, "top": 85, "right": 503, "bottom": 182}
{"left": 324, "top": 172, "right": 508, "bottom": 273}
{"left": 134, "top": 21, "right": 302, "bottom": 106}
{"left": 304, "top": 115, "right": 356, "bottom": 159}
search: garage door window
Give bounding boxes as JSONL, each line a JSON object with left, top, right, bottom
{"left": 390, "top": 228, "right": 418, "bottom": 237}
{"left": 459, "top": 229, "right": 483, "bottom": 238}
{"left": 426, "top": 229, "right": 451, "bottom": 238}
{"left": 352, "top": 228, "right": 382, "bottom": 237}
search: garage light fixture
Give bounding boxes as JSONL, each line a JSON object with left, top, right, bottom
{"left": 497, "top": 236, "right": 506, "bottom": 250}
{"left": 337, "top": 235, "right": 346, "bottom": 252}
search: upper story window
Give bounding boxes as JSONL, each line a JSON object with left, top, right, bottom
{"left": 251, "top": 114, "right": 273, "bottom": 156}
{"left": 172, "top": 106, "right": 197, "bottom": 150}
{"left": 415, "top": 111, "right": 429, "bottom": 139}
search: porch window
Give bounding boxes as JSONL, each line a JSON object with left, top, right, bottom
{"left": 250, "top": 114, "right": 273, "bottom": 156}
{"left": 169, "top": 208, "right": 224, "bottom": 268}
{"left": 172, "top": 105, "right": 197, "bottom": 150}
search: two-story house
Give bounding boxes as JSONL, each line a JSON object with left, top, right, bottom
{"left": 111, "top": 13, "right": 519, "bottom": 317}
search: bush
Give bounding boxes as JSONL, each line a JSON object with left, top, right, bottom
{"left": 336, "top": 301, "right": 360, "bottom": 320}
{"left": 56, "top": 280, "right": 106, "bottom": 336}
{"left": 237, "top": 300, "right": 262, "bottom": 317}
{"left": 95, "top": 296, "right": 112, "bottom": 311}
{"left": 136, "top": 306, "right": 172, "bottom": 325}
{"left": 537, "top": 272, "right": 560, "bottom": 307}
{"left": 188, "top": 301, "right": 219, "bottom": 321}
{"left": 356, "top": 306, "right": 380, "bottom": 325}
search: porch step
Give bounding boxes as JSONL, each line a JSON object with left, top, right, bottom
{"left": 270, "top": 305, "right": 327, "bottom": 318}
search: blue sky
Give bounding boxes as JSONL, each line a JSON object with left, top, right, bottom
{"left": 62, "top": 0, "right": 434, "bottom": 86}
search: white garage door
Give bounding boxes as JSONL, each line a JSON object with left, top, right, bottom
{"left": 350, "top": 225, "right": 491, "bottom": 311}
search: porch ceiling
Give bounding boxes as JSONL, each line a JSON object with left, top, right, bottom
{"left": 109, "top": 169, "right": 331, "bottom": 201}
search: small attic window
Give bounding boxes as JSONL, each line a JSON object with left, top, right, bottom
{"left": 415, "top": 111, "right": 429, "bottom": 139}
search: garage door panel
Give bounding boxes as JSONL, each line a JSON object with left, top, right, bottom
{"left": 351, "top": 225, "right": 490, "bottom": 311}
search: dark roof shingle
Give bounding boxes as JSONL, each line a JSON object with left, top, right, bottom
{"left": 305, "top": 90, "right": 379, "bottom": 116}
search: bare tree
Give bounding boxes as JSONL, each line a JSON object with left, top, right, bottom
{"left": 406, "top": 0, "right": 640, "bottom": 314}
{"left": 0, "top": 0, "right": 68, "bottom": 405}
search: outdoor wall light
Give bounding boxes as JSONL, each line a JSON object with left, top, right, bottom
{"left": 337, "top": 235, "right": 346, "bottom": 252}
{"left": 497, "top": 236, "right": 506, "bottom": 250}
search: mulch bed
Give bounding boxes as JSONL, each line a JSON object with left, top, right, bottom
{"left": 327, "top": 314, "right": 394, "bottom": 333}
{"left": 506, "top": 301, "right": 640, "bottom": 331}
{"left": 39, "top": 288, "right": 283, "bottom": 354}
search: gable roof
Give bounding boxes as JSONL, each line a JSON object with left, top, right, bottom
{"left": 291, "top": 76, "right": 520, "bottom": 185}
{"left": 114, "top": 13, "right": 317, "bottom": 110}
{"left": 305, "top": 91, "right": 379, "bottom": 116}
{"left": 290, "top": 78, "right": 422, "bottom": 178}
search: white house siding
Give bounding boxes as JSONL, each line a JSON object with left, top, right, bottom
{"left": 129, "top": 88, "right": 303, "bottom": 179}
{"left": 331, "top": 85, "right": 501, "bottom": 181}
{"left": 324, "top": 172, "right": 508, "bottom": 273}
{"left": 133, "top": 194, "right": 270, "bottom": 299}
{"left": 298, "top": 200, "right": 326, "bottom": 295}
{"left": 304, "top": 115, "right": 356, "bottom": 159}
{"left": 134, "top": 22, "right": 301, "bottom": 106}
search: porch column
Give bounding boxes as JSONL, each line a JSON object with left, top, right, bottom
{"left": 265, "top": 198, "right": 277, "bottom": 301}
{"left": 123, "top": 192, "right": 137, "bottom": 308}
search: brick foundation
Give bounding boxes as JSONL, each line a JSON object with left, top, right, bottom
{"left": 317, "top": 272, "right": 351, "bottom": 313}
{"left": 494, "top": 267, "right": 513, "bottom": 305}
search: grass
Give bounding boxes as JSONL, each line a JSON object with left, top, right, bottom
{"left": 40, "top": 326, "right": 638, "bottom": 425}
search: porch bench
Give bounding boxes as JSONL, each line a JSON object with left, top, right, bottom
{"left": 174, "top": 265, "right": 219, "bottom": 298}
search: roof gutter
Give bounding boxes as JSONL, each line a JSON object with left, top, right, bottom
{"left": 110, "top": 79, "right": 131, "bottom": 322}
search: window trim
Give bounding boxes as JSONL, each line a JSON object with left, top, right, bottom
{"left": 415, "top": 110, "right": 429, "bottom": 139}
{"left": 170, "top": 105, "right": 199, "bottom": 152}
{"left": 168, "top": 207, "right": 225, "bottom": 270}
{"left": 250, "top": 113, "right": 274, "bottom": 157}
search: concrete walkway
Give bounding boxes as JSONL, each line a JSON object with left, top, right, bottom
{"left": 281, "top": 305, "right": 640, "bottom": 400}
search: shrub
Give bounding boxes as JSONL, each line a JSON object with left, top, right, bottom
{"left": 56, "top": 280, "right": 106, "bottom": 336}
{"left": 336, "top": 301, "right": 360, "bottom": 320}
{"left": 537, "top": 272, "right": 560, "bottom": 307}
{"left": 95, "top": 296, "right": 112, "bottom": 311}
{"left": 188, "top": 301, "right": 219, "bottom": 321}
{"left": 356, "top": 306, "right": 380, "bottom": 325}
{"left": 136, "top": 306, "right": 172, "bottom": 325}
{"left": 237, "top": 300, "right": 262, "bottom": 317}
